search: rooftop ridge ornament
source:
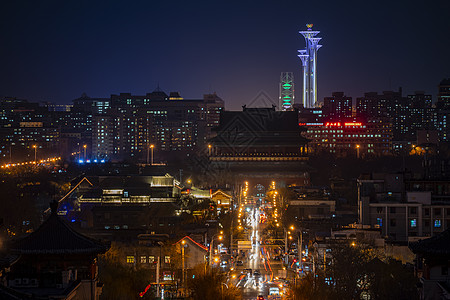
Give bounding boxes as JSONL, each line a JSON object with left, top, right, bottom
{"left": 306, "top": 24, "right": 313, "bottom": 29}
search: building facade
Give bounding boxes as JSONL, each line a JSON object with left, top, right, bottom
{"left": 358, "top": 173, "right": 450, "bottom": 242}
{"left": 323, "top": 92, "right": 353, "bottom": 121}
{"left": 301, "top": 120, "right": 392, "bottom": 157}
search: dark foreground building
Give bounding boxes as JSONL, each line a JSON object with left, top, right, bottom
{"left": 0, "top": 202, "right": 109, "bottom": 300}
{"left": 410, "top": 228, "right": 450, "bottom": 299}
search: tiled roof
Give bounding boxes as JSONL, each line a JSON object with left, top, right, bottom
{"left": 11, "top": 204, "right": 109, "bottom": 255}
{"left": 409, "top": 228, "right": 450, "bottom": 256}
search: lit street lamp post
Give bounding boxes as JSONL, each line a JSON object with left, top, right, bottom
{"left": 209, "top": 233, "right": 223, "bottom": 266}
{"left": 147, "top": 144, "right": 155, "bottom": 165}
{"left": 289, "top": 225, "right": 303, "bottom": 272}
{"left": 83, "top": 144, "right": 87, "bottom": 160}
{"left": 221, "top": 283, "right": 228, "bottom": 299}
{"left": 181, "top": 240, "right": 186, "bottom": 287}
{"left": 33, "top": 145, "right": 37, "bottom": 162}
{"left": 356, "top": 144, "right": 360, "bottom": 159}
{"left": 150, "top": 144, "right": 154, "bottom": 165}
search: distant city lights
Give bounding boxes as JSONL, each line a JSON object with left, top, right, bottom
{"left": 1, "top": 157, "right": 61, "bottom": 169}
{"left": 78, "top": 159, "right": 105, "bottom": 164}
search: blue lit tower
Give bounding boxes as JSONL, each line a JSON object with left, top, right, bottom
{"left": 298, "top": 24, "right": 322, "bottom": 108}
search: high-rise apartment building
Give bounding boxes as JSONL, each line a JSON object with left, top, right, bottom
{"left": 356, "top": 89, "right": 433, "bottom": 142}
{"left": 436, "top": 79, "right": 450, "bottom": 141}
{"left": 88, "top": 90, "right": 224, "bottom": 160}
{"left": 323, "top": 92, "right": 353, "bottom": 121}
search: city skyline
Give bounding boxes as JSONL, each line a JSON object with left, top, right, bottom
{"left": 0, "top": 0, "right": 449, "bottom": 110}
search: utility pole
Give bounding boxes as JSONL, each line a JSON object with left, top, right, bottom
{"left": 209, "top": 238, "right": 214, "bottom": 266}
{"left": 284, "top": 228, "right": 288, "bottom": 264}
{"left": 156, "top": 241, "right": 163, "bottom": 298}
{"left": 156, "top": 256, "right": 160, "bottom": 297}
{"left": 298, "top": 230, "right": 302, "bottom": 271}
{"left": 230, "top": 208, "right": 234, "bottom": 255}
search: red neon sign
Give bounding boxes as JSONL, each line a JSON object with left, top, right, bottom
{"left": 139, "top": 283, "right": 152, "bottom": 297}
{"left": 344, "top": 122, "right": 362, "bottom": 126}
{"left": 325, "top": 122, "right": 341, "bottom": 127}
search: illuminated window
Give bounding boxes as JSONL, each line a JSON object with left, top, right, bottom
{"left": 410, "top": 219, "right": 417, "bottom": 228}
{"left": 434, "top": 220, "right": 442, "bottom": 228}
{"left": 149, "top": 256, "right": 155, "bottom": 263}
{"left": 127, "top": 256, "right": 135, "bottom": 264}
{"left": 140, "top": 256, "right": 147, "bottom": 263}
{"left": 376, "top": 218, "right": 382, "bottom": 227}
{"left": 165, "top": 256, "right": 171, "bottom": 264}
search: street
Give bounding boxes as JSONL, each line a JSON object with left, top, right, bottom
{"left": 228, "top": 183, "right": 287, "bottom": 300}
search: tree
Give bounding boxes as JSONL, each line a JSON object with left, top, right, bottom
{"left": 98, "top": 243, "right": 154, "bottom": 300}
{"left": 367, "top": 258, "right": 418, "bottom": 300}
{"left": 288, "top": 241, "right": 418, "bottom": 300}
{"left": 287, "top": 272, "right": 330, "bottom": 300}
{"left": 188, "top": 266, "right": 241, "bottom": 300}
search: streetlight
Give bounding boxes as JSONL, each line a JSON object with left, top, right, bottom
{"left": 288, "top": 225, "right": 303, "bottom": 272}
{"left": 209, "top": 233, "right": 223, "bottom": 266}
{"left": 356, "top": 144, "right": 360, "bottom": 159}
{"left": 32, "top": 145, "right": 37, "bottom": 162}
{"left": 181, "top": 240, "right": 186, "bottom": 287}
{"left": 221, "top": 282, "right": 228, "bottom": 299}
{"left": 150, "top": 144, "right": 154, "bottom": 165}
{"left": 208, "top": 144, "right": 212, "bottom": 156}
{"left": 147, "top": 144, "right": 155, "bottom": 165}
{"left": 83, "top": 144, "right": 87, "bottom": 160}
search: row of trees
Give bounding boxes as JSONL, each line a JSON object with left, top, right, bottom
{"left": 98, "top": 241, "right": 240, "bottom": 300}
{"left": 287, "top": 242, "right": 418, "bottom": 300}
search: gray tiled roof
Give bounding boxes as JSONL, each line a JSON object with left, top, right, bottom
{"left": 409, "top": 229, "right": 450, "bottom": 256}
{"left": 10, "top": 210, "right": 109, "bottom": 255}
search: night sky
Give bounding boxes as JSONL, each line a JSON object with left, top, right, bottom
{"left": 1, "top": 0, "right": 449, "bottom": 110}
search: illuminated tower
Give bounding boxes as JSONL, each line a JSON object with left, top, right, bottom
{"left": 279, "top": 72, "right": 294, "bottom": 111}
{"left": 298, "top": 24, "right": 322, "bottom": 108}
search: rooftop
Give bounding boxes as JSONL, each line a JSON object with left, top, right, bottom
{"left": 10, "top": 202, "right": 109, "bottom": 255}
{"left": 409, "top": 228, "right": 450, "bottom": 256}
